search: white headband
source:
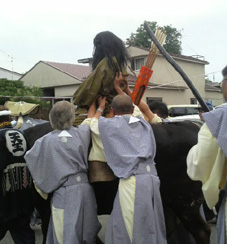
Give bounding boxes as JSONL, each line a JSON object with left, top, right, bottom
{"left": 0, "top": 110, "right": 11, "bottom": 116}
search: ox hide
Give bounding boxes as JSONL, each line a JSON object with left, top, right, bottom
{"left": 24, "top": 121, "right": 211, "bottom": 244}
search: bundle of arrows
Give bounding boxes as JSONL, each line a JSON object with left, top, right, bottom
{"left": 131, "top": 27, "right": 166, "bottom": 105}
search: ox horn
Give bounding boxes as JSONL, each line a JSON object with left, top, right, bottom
{"left": 14, "top": 112, "right": 24, "bottom": 129}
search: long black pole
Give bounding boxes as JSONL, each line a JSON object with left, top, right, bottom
{"left": 144, "top": 22, "right": 209, "bottom": 112}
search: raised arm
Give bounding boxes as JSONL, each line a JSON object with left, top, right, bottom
{"left": 94, "top": 97, "right": 107, "bottom": 119}
{"left": 124, "top": 84, "right": 157, "bottom": 123}
{"left": 113, "top": 73, "right": 160, "bottom": 123}
{"left": 87, "top": 100, "right": 97, "bottom": 118}
{"left": 114, "top": 72, "right": 125, "bottom": 95}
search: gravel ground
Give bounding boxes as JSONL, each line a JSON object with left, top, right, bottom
{"left": 1, "top": 216, "right": 217, "bottom": 244}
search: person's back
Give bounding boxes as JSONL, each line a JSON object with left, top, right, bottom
{"left": 98, "top": 95, "right": 167, "bottom": 244}
{"left": 73, "top": 31, "right": 130, "bottom": 125}
{"left": 25, "top": 101, "right": 101, "bottom": 244}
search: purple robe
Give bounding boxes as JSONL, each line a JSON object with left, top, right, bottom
{"left": 25, "top": 124, "right": 101, "bottom": 244}
{"left": 99, "top": 115, "right": 167, "bottom": 244}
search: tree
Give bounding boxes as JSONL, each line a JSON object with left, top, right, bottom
{"left": 0, "top": 79, "right": 49, "bottom": 107}
{"left": 126, "top": 21, "right": 182, "bottom": 54}
{"left": 205, "top": 77, "right": 213, "bottom": 84}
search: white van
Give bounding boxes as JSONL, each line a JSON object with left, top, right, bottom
{"left": 168, "top": 104, "right": 200, "bottom": 118}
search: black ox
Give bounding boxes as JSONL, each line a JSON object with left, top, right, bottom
{"left": 24, "top": 120, "right": 211, "bottom": 244}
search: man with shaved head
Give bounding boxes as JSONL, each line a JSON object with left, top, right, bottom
{"left": 92, "top": 93, "right": 167, "bottom": 244}
{"left": 187, "top": 65, "right": 227, "bottom": 244}
{"left": 111, "top": 94, "right": 134, "bottom": 115}
{"left": 81, "top": 74, "right": 162, "bottom": 219}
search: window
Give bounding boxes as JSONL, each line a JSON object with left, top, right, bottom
{"left": 190, "top": 98, "right": 197, "bottom": 104}
{"left": 187, "top": 107, "right": 199, "bottom": 115}
{"left": 134, "top": 58, "right": 145, "bottom": 71}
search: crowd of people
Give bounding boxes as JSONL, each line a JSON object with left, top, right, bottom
{"left": 0, "top": 30, "right": 226, "bottom": 244}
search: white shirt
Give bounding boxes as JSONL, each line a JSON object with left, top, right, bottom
{"left": 187, "top": 123, "right": 227, "bottom": 209}
{"left": 82, "top": 106, "right": 161, "bottom": 162}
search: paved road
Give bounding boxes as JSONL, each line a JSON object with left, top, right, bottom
{"left": 1, "top": 216, "right": 108, "bottom": 244}
{"left": 1, "top": 225, "right": 42, "bottom": 244}
{"left": 1, "top": 216, "right": 217, "bottom": 244}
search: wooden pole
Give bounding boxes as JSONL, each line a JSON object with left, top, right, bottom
{"left": 144, "top": 22, "right": 209, "bottom": 112}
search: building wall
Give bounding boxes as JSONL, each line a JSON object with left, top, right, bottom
{"left": 0, "top": 68, "right": 22, "bottom": 80}
{"left": 55, "top": 84, "right": 80, "bottom": 97}
{"left": 141, "top": 88, "right": 190, "bottom": 105}
{"left": 205, "top": 91, "right": 224, "bottom": 106}
{"left": 127, "top": 47, "right": 149, "bottom": 57}
{"left": 127, "top": 46, "right": 207, "bottom": 105}
{"left": 22, "top": 62, "right": 81, "bottom": 88}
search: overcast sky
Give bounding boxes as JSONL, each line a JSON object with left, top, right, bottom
{"left": 0, "top": 0, "right": 226, "bottom": 84}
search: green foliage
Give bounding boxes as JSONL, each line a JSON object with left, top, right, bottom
{"left": 126, "top": 21, "right": 182, "bottom": 54}
{"left": 205, "top": 77, "right": 213, "bottom": 84}
{"left": 0, "top": 78, "right": 49, "bottom": 108}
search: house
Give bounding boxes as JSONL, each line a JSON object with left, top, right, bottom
{"left": 21, "top": 46, "right": 223, "bottom": 106}
{"left": 127, "top": 46, "right": 211, "bottom": 106}
{"left": 0, "top": 67, "right": 22, "bottom": 80}
{"left": 20, "top": 61, "right": 92, "bottom": 98}
{"left": 205, "top": 82, "right": 223, "bottom": 106}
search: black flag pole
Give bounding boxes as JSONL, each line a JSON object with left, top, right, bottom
{"left": 144, "top": 22, "right": 209, "bottom": 112}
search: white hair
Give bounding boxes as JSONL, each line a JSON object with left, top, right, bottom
{"left": 49, "top": 101, "right": 75, "bottom": 130}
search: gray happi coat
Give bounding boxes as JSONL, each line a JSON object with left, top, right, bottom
{"left": 99, "top": 115, "right": 167, "bottom": 244}
{"left": 25, "top": 124, "right": 101, "bottom": 244}
{"left": 203, "top": 106, "right": 227, "bottom": 244}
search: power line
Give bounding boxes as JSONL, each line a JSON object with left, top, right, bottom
{"left": 147, "top": 70, "right": 222, "bottom": 90}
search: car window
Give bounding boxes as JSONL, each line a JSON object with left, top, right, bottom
{"left": 169, "top": 107, "right": 186, "bottom": 117}
{"left": 187, "top": 107, "right": 199, "bottom": 115}
{"left": 169, "top": 107, "right": 199, "bottom": 117}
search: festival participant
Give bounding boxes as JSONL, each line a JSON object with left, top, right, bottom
{"left": 74, "top": 30, "right": 161, "bottom": 187}
{"left": 148, "top": 101, "right": 169, "bottom": 120}
{"left": 187, "top": 65, "right": 227, "bottom": 244}
{"left": 81, "top": 74, "right": 161, "bottom": 217}
{"left": 25, "top": 101, "right": 101, "bottom": 244}
{"left": 0, "top": 105, "right": 35, "bottom": 244}
{"left": 82, "top": 74, "right": 161, "bottom": 182}
{"left": 95, "top": 95, "right": 167, "bottom": 244}
{"left": 73, "top": 31, "right": 130, "bottom": 125}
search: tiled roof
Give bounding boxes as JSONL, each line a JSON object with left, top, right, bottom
{"left": 43, "top": 61, "right": 92, "bottom": 81}
{"left": 168, "top": 53, "right": 209, "bottom": 65}
{"left": 205, "top": 83, "right": 222, "bottom": 92}
{"left": 128, "top": 46, "right": 209, "bottom": 65}
{"left": 0, "top": 66, "right": 22, "bottom": 76}
{"left": 20, "top": 60, "right": 187, "bottom": 91}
